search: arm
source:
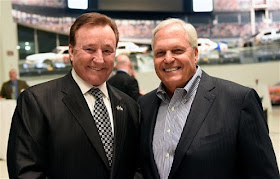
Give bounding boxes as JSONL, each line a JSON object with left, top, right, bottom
{"left": 238, "top": 89, "right": 279, "bottom": 178}
{"left": 128, "top": 78, "right": 142, "bottom": 101}
{"left": 0, "top": 83, "right": 8, "bottom": 99}
{"left": 7, "top": 89, "right": 48, "bottom": 178}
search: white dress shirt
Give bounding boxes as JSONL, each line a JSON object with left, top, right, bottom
{"left": 71, "top": 69, "right": 114, "bottom": 135}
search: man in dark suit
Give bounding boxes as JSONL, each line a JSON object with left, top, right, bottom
{"left": 7, "top": 12, "right": 140, "bottom": 179}
{"left": 0, "top": 69, "right": 29, "bottom": 99}
{"left": 138, "top": 18, "right": 279, "bottom": 178}
{"left": 108, "top": 54, "right": 143, "bottom": 101}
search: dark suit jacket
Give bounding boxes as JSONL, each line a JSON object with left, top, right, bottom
{"left": 108, "top": 71, "right": 141, "bottom": 101}
{"left": 7, "top": 72, "right": 140, "bottom": 179}
{"left": 0, "top": 79, "right": 29, "bottom": 99}
{"left": 138, "top": 71, "right": 279, "bottom": 179}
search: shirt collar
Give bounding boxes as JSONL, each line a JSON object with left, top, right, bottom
{"left": 184, "top": 66, "right": 202, "bottom": 93}
{"left": 10, "top": 80, "right": 17, "bottom": 85}
{"left": 156, "top": 65, "right": 202, "bottom": 101}
{"left": 71, "top": 69, "right": 109, "bottom": 99}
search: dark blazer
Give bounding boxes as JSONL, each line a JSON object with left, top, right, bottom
{"left": 7, "top": 72, "right": 140, "bottom": 179}
{"left": 0, "top": 79, "right": 29, "bottom": 99}
{"left": 138, "top": 71, "right": 279, "bottom": 179}
{"left": 108, "top": 71, "right": 142, "bottom": 101}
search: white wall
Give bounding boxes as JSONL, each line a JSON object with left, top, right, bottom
{"left": 0, "top": 0, "right": 19, "bottom": 84}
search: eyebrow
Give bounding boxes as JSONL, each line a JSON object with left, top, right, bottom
{"left": 82, "top": 44, "right": 97, "bottom": 48}
{"left": 82, "top": 44, "right": 114, "bottom": 48}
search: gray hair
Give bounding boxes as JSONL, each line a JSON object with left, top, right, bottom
{"left": 151, "top": 18, "right": 198, "bottom": 49}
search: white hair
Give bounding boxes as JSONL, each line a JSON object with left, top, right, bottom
{"left": 151, "top": 18, "right": 198, "bottom": 49}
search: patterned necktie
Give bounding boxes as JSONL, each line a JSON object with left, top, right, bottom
{"left": 90, "top": 88, "right": 114, "bottom": 167}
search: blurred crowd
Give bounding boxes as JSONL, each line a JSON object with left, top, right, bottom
{"left": 214, "top": 0, "right": 280, "bottom": 11}
{"left": 11, "top": 0, "right": 280, "bottom": 11}
{"left": 11, "top": 0, "right": 280, "bottom": 41}
{"left": 13, "top": 9, "right": 280, "bottom": 40}
{"left": 11, "top": 0, "right": 66, "bottom": 8}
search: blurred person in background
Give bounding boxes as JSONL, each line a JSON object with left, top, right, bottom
{"left": 0, "top": 69, "right": 29, "bottom": 99}
{"left": 138, "top": 18, "right": 279, "bottom": 179}
{"left": 108, "top": 54, "right": 144, "bottom": 101}
{"left": 7, "top": 12, "right": 140, "bottom": 179}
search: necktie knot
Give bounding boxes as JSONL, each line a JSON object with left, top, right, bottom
{"left": 90, "top": 88, "right": 103, "bottom": 100}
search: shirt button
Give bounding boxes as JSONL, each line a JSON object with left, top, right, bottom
{"left": 166, "top": 153, "right": 170, "bottom": 158}
{"left": 171, "top": 106, "right": 175, "bottom": 111}
{"left": 167, "top": 129, "right": 171, "bottom": 133}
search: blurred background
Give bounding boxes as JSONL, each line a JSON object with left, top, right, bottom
{"left": 0, "top": 0, "right": 279, "bottom": 178}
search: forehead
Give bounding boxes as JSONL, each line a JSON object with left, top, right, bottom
{"left": 76, "top": 24, "right": 116, "bottom": 40}
{"left": 154, "top": 24, "right": 189, "bottom": 48}
{"left": 10, "top": 70, "right": 16, "bottom": 74}
{"left": 156, "top": 23, "right": 186, "bottom": 37}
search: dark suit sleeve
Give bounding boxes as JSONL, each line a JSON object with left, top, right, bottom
{"left": 21, "top": 80, "right": 30, "bottom": 89}
{"left": 0, "top": 82, "right": 9, "bottom": 98}
{"left": 238, "top": 89, "right": 279, "bottom": 178}
{"left": 128, "top": 78, "right": 141, "bottom": 101}
{"left": 17, "top": 80, "right": 30, "bottom": 97}
{"left": 0, "top": 83, "right": 5, "bottom": 97}
{"left": 7, "top": 89, "right": 48, "bottom": 178}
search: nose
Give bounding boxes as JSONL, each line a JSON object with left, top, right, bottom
{"left": 164, "top": 51, "right": 175, "bottom": 63}
{"left": 92, "top": 49, "right": 104, "bottom": 63}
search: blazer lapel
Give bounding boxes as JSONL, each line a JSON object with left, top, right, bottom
{"left": 107, "top": 85, "right": 128, "bottom": 172}
{"left": 143, "top": 91, "right": 162, "bottom": 179}
{"left": 169, "top": 72, "right": 216, "bottom": 178}
{"left": 61, "top": 73, "right": 110, "bottom": 169}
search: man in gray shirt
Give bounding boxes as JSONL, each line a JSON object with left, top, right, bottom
{"left": 138, "top": 18, "right": 279, "bottom": 179}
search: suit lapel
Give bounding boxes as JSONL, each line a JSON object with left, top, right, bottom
{"left": 143, "top": 91, "right": 162, "bottom": 179}
{"left": 61, "top": 72, "right": 110, "bottom": 169}
{"left": 169, "top": 72, "right": 216, "bottom": 178}
{"left": 107, "top": 85, "right": 128, "bottom": 173}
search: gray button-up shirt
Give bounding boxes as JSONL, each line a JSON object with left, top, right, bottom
{"left": 153, "top": 66, "right": 202, "bottom": 179}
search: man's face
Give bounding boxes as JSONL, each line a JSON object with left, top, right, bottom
{"left": 153, "top": 23, "right": 198, "bottom": 94}
{"left": 69, "top": 24, "right": 116, "bottom": 86}
{"left": 9, "top": 70, "right": 17, "bottom": 81}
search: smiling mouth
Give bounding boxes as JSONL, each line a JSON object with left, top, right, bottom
{"left": 164, "top": 67, "right": 180, "bottom": 72}
{"left": 89, "top": 66, "right": 102, "bottom": 71}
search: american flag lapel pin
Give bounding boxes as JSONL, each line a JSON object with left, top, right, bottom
{"left": 116, "top": 105, "right": 123, "bottom": 111}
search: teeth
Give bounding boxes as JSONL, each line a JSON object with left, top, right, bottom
{"left": 90, "top": 67, "right": 102, "bottom": 71}
{"left": 164, "top": 67, "right": 179, "bottom": 72}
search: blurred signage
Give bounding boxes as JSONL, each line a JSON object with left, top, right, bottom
{"left": 6, "top": 50, "right": 14, "bottom": 56}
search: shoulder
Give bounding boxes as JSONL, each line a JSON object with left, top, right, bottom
{"left": 108, "top": 71, "right": 131, "bottom": 81}
{"left": 2, "top": 81, "right": 10, "bottom": 86}
{"left": 108, "top": 84, "right": 138, "bottom": 105}
{"left": 25, "top": 74, "right": 69, "bottom": 96}
{"left": 17, "top": 79, "right": 29, "bottom": 85}
{"left": 138, "top": 89, "right": 157, "bottom": 104}
{"left": 201, "top": 71, "right": 250, "bottom": 94}
{"left": 200, "top": 71, "right": 256, "bottom": 106}
{"left": 108, "top": 85, "right": 140, "bottom": 121}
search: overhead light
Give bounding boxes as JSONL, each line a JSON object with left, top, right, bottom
{"left": 193, "top": 0, "right": 213, "bottom": 12}
{"left": 67, "top": 0, "right": 88, "bottom": 10}
{"left": 25, "top": 46, "right": 31, "bottom": 51}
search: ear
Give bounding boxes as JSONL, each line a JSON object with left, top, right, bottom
{"left": 193, "top": 47, "right": 199, "bottom": 64}
{"left": 69, "top": 45, "right": 73, "bottom": 63}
